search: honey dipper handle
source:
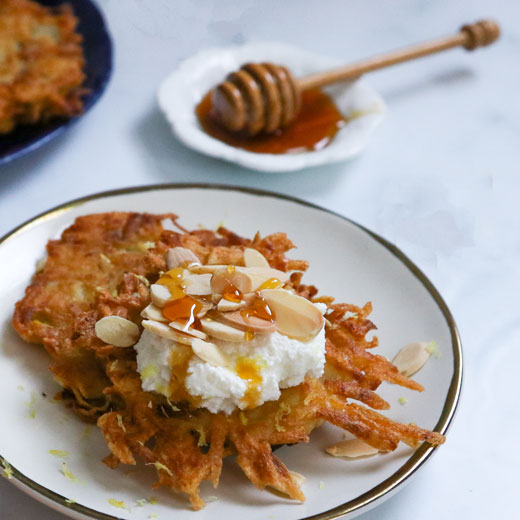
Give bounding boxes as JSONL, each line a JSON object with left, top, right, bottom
{"left": 298, "top": 19, "right": 500, "bottom": 90}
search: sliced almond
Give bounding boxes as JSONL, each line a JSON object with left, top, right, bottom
{"left": 217, "top": 299, "right": 247, "bottom": 312}
{"left": 392, "top": 341, "right": 431, "bottom": 377}
{"left": 140, "top": 304, "right": 168, "bottom": 323}
{"left": 191, "top": 338, "right": 231, "bottom": 367}
{"left": 326, "top": 439, "right": 379, "bottom": 458}
{"left": 95, "top": 316, "right": 140, "bottom": 347}
{"left": 189, "top": 264, "right": 228, "bottom": 274}
{"left": 183, "top": 273, "right": 212, "bottom": 296}
{"left": 211, "top": 268, "right": 253, "bottom": 295}
{"left": 238, "top": 266, "right": 290, "bottom": 290}
{"left": 217, "top": 311, "right": 276, "bottom": 334}
{"left": 166, "top": 247, "right": 200, "bottom": 269}
{"left": 150, "top": 284, "right": 172, "bottom": 308}
{"left": 142, "top": 319, "right": 196, "bottom": 346}
{"left": 243, "top": 248, "right": 269, "bottom": 268}
{"left": 259, "top": 289, "right": 324, "bottom": 341}
{"left": 169, "top": 321, "right": 208, "bottom": 340}
{"left": 200, "top": 318, "right": 247, "bottom": 342}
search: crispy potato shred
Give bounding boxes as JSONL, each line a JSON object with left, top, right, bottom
{"left": 13, "top": 212, "right": 445, "bottom": 510}
{"left": 0, "top": 0, "right": 85, "bottom": 134}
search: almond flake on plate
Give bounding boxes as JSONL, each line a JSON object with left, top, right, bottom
{"left": 392, "top": 341, "right": 431, "bottom": 377}
{"left": 326, "top": 438, "right": 379, "bottom": 458}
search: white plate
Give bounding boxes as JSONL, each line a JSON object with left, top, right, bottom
{"left": 0, "top": 185, "right": 461, "bottom": 520}
{"left": 158, "top": 43, "right": 386, "bottom": 173}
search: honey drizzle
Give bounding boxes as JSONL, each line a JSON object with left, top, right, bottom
{"left": 162, "top": 296, "right": 203, "bottom": 322}
{"left": 157, "top": 267, "right": 185, "bottom": 300}
{"left": 240, "top": 295, "right": 274, "bottom": 324}
{"left": 235, "top": 357, "right": 263, "bottom": 409}
{"left": 167, "top": 345, "right": 200, "bottom": 406}
{"left": 257, "top": 277, "right": 283, "bottom": 290}
{"left": 222, "top": 283, "right": 243, "bottom": 303}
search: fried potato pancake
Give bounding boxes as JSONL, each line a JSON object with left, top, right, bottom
{"left": 13, "top": 212, "right": 445, "bottom": 510}
{"left": 0, "top": 0, "right": 85, "bottom": 134}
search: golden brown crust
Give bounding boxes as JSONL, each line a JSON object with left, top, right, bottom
{"left": 0, "top": 0, "right": 86, "bottom": 133}
{"left": 12, "top": 212, "right": 445, "bottom": 509}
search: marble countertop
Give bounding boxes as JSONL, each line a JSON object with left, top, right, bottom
{"left": 1, "top": 0, "right": 518, "bottom": 518}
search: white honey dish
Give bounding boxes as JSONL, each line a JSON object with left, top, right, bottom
{"left": 157, "top": 42, "right": 386, "bottom": 173}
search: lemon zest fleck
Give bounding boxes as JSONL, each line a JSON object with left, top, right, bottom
{"left": 166, "top": 398, "right": 180, "bottom": 411}
{"left": 195, "top": 426, "right": 207, "bottom": 447}
{"left": 25, "top": 392, "right": 37, "bottom": 418}
{"left": 60, "top": 462, "right": 79, "bottom": 483}
{"left": 133, "top": 273, "right": 150, "bottom": 286}
{"left": 398, "top": 397, "right": 408, "bottom": 405}
{"left": 426, "top": 341, "right": 441, "bottom": 358}
{"left": 150, "top": 461, "right": 172, "bottom": 476}
{"left": 141, "top": 364, "right": 158, "bottom": 379}
{"left": 1, "top": 459, "right": 13, "bottom": 480}
{"left": 49, "top": 450, "right": 69, "bottom": 459}
{"left": 108, "top": 498, "right": 127, "bottom": 509}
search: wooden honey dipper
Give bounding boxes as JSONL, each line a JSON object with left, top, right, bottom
{"left": 211, "top": 19, "right": 500, "bottom": 136}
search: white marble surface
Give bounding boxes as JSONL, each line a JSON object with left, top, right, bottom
{"left": 1, "top": 0, "right": 518, "bottom": 518}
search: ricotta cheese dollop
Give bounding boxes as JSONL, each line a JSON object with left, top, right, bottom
{"left": 134, "top": 324, "right": 326, "bottom": 415}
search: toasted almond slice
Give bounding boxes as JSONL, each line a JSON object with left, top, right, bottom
{"left": 243, "top": 248, "right": 269, "bottom": 268}
{"left": 166, "top": 247, "right": 200, "bottom": 269}
{"left": 392, "top": 341, "right": 431, "bottom": 377}
{"left": 211, "top": 268, "right": 253, "bottom": 295}
{"left": 200, "top": 318, "right": 246, "bottom": 342}
{"left": 95, "top": 316, "right": 140, "bottom": 347}
{"left": 238, "top": 266, "right": 290, "bottom": 290}
{"left": 189, "top": 264, "right": 229, "bottom": 274}
{"left": 217, "top": 299, "right": 247, "bottom": 312}
{"left": 150, "top": 284, "right": 172, "bottom": 307}
{"left": 183, "top": 273, "right": 212, "bottom": 295}
{"left": 326, "top": 439, "right": 379, "bottom": 458}
{"left": 259, "top": 289, "right": 324, "bottom": 341}
{"left": 216, "top": 311, "right": 276, "bottom": 334}
{"left": 191, "top": 338, "right": 231, "bottom": 367}
{"left": 169, "top": 321, "right": 208, "bottom": 340}
{"left": 142, "top": 319, "right": 196, "bottom": 346}
{"left": 140, "top": 304, "right": 168, "bottom": 323}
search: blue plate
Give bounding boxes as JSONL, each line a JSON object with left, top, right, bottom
{"left": 0, "top": 0, "right": 113, "bottom": 166}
